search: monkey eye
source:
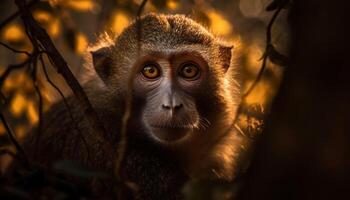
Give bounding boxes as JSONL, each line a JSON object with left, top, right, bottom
{"left": 179, "top": 62, "right": 200, "bottom": 79}
{"left": 141, "top": 63, "right": 161, "bottom": 79}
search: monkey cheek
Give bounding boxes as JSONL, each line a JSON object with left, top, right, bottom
{"left": 149, "top": 127, "right": 190, "bottom": 143}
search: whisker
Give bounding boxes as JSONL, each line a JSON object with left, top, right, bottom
{"left": 197, "top": 117, "right": 211, "bottom": 131}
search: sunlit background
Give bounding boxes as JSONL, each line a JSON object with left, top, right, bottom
{"left": 0, "top": 0, "right": 289, "bottom": 171}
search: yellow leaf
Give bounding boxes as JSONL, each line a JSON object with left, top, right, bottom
{"left": 33, "top": 10, "right": 52, "bottom": 22}
{"left": 33, "top": 10, "right": 60, "bottom": 38}
{"left": 3, "top": 73, "right": 23, "bottom": 93}
{"left": 207, "top": 10, "right": 233, "bottom": 36}
{"left": 15, "top": 125, "right": 27, "bottom": 140}
{"left": 27, "top": 101, "right": 38, "bottom": 124}
{"left": 244, "top": 79, "right": 271, "bottom": 106}
{"left": 49, "top": 18, "right": 61, "bottom": 38}
{"left": 65, "top": 0, "right": 96, "bottom": 12}
{"left": 10, "top": 93, "right": 27, "bottom": 117}
{"left": 111, "top": 11, "right": 130, "bottom": 34}
{"left": 246, "top": 44, "right": 264, "bottom": 73}
{"left": 75, "top": 32, "right": 88, "bottom": 54}
{"left": 167, "top": 0, "right": 179, "bottom": 10}
{"left": 1, "top": 24, "right": 25, "bottom": 42}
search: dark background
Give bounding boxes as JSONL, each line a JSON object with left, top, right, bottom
{"left": 1, "top": 0, "right": 349, "bottom": 199}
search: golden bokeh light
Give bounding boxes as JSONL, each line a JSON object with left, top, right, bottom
{"left": 49, "top": 18, "right": 61, "bottom": 38}
{"left": 33, "top": 10, "right": 52, "bottom": 22}
{"left": 1, "top": 24, "right": 26, "bottom": 42}
{"left": 246, "top": 44, "right": 264, "bottom": 73}
{"left": 27, "top": 101, "right": 39, "bottom": 124}
{"left": 167, "top": 0, "right": 180, "bottom": 10}
{"left": 111, "top": 11, "right": 130, "bottom": 35}
{"left": 3, "top": 73, "right": 32, "bottom": 93}
{"left": 10, "top": 93, "right": 27, "bottom": 117}
{"left": 33, "top": 10, "right": 61, "bottom": 38}
{"left": 244, "top": 79, "right": 273, "bottom": 106}
{"left": 207, "top": 10, "right": 233, "bottom": 36}
{"left": 64, "top": 0, "right": 97, "bottom": 12}
{"left": 75, "top": 32, "right": 88, "bottom": 54}
{"left": 15, "top": 125, "right": 27, "bottom": 140}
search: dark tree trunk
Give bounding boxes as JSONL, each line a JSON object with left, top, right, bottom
{"left": 239, "top": 0, "right": 350, "bottom": 199}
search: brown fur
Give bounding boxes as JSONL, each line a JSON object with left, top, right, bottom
{"left": 16, "top": 13, "right": 248, "bottom": 199}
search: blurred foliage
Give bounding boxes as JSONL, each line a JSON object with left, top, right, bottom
{"left": 0, "top": 0, "right": 288, "bottom": 198}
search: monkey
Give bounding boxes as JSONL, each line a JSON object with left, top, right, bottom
{"left": 9, "top": 13, "right": 249, "bottom": 199}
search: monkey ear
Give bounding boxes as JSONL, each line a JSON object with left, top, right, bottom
{"left": 91, "top": 47, "right": 113, "bottom": 82}
{"left": 218, "top": 44, "right": 233, "bottom": 73}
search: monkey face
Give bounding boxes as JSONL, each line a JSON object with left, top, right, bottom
{"left": 132, "top": 52, "right": 211, "bottom": 143}
{"left": 90, "top": 14, "right": 238, "bottom": 145}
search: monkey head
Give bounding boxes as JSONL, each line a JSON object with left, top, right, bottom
{"left": 90, "top": 13, "right": 240, "bottom": 145}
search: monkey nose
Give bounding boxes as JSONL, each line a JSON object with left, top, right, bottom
{"left": 161, "top": 92, "right": 183, "bottom": 114}
{"left": 162, "top": 103, "right": 183, "bottom": 111}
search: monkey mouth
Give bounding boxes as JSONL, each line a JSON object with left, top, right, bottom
{"left": 148, "top": 124, "right": 192, "bottom": 142}
{"left": 151, "top": 124, "right": 193, "bottom": 129}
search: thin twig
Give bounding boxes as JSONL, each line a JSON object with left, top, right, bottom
{"left": 0, "top": 41, "right": 31, "bottom": 56}
{"left": 39, "top": 53, "right": 92, "bottom": 164}
{"left": 0, "top": 111, "right": 30, "bottom": 168}
{"left": 0, "top": 0, "right": 39, "bottom": 30}
{"left": 14, "top": 0, "right": 113, "bottom": 156}
{"left": 136, "top": 0, "right": 148, "bottom": 17}
{"left": 114, "top": 0, "right": 148, "bottom": 196}
{"left": 242, "top": 52, "right": 268, "bottom": 98}
{"left": 29, "top": 55, "right": 44, "bottom": 157}
{"left": 0, "top": 58, "right": 31, "bottom": 90}
{"left": 243, "top": 0, "right": 288, "bottom": 98}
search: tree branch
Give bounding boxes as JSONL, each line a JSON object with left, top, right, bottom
{"left": 0, "top": 41, "right": 30, "bottom": 56}
{"left": 114, "top": 0, "right": 148, "bottom": 197}
{"left": 0, "top": 58, "right": 31, "bottom": 90}
{"left": 0, "top": 111, "right": 29, "bottom": 168}
{"left": 0, "top": 0, "right": 39, "bottom": 30}
{"left": 30, "top": 56, "right": 44, "bottom": 157}
{"left": 243, "top": 0, "right": 288, "bottom": 98}
{"left": 14, "top": 0, "right": 113, "bottom": 154}
{"left": 39, "top": 53, "right": 92, "bottom": 164}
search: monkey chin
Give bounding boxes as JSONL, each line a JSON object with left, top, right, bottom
{"left": 148, "top": 126, "right": 191, "bottom": 144}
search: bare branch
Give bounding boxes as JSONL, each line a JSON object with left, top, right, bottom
{"left": 114, "top": 0, "right": 148, "bottom": 196}
{"left": 243, "top": 51, "right": 268, "bottom": 98}
{"left": 0, "top": 41, "right": 31, "bottom": 56}
{"left": 136, "top": 0, "right": 148, "bottom": 17}
{"left": 0, "top": 111, "right": 30, "bottom": 168}
{"left": 14, "top": 0, "right": 113, "bottom": 155}
{"left": 29, "top": 56, "right": 44, "bottom": 157}
{"left": 243, "top": 0, "right": 288, "bottom": 98}
{"left": 0, "top": 0, "right": 39, "bottom": 30}
{"left": 39, "top": 53, "right": 92, "bottom": 163}
{"left": 0, "top": 58, "right": 31, "bottom": 90}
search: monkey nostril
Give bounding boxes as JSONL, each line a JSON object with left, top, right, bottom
{"left": 162, "top": 103, "right": 183, "bottom": 111}
{"left": 174, "top": 103, "right": 183, "bottom": 110}
{"left": 162, "top": 104, "right": 171, "bottom": 110}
